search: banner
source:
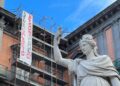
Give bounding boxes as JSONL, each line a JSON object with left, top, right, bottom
{"left": 0, "top": 0, "right": 4, "bottom": 8}
{"left": 20, "top": 11, "right": 33, "bottom": 65}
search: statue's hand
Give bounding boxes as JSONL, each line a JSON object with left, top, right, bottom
{"left": 54, "top": 27, "right": 62, "bottom": 44}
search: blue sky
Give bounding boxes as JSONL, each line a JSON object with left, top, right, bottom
{"left": 4, "top": 0, "right": 116, "bottom": 35}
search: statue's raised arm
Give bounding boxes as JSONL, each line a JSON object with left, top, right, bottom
{"left": 53, "top": 27, "right": 72, "bottom": 67}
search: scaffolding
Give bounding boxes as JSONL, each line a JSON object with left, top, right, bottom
{"left": 0, "top": 7, "right": 68, "bottom": 86}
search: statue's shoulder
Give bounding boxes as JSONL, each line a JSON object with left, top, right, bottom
{"left": 98, "top": 55, "right": 112, "bottom": 61}
{"left": 98, "top": 55, "right": 109, "bottom": 58}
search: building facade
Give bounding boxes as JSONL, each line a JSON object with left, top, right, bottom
{"left": 0, "top": 7, "right": 69, "bottom": 86}
{"left": 0, "top": 0, "right": 120, "bottom": 86}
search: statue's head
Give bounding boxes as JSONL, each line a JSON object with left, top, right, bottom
{"left": 79, "top": 34, "right": 98, "bottom": 56}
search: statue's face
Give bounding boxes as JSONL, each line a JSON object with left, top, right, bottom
{"left": 80, "top": 41, "right": 93, "bottom": 55}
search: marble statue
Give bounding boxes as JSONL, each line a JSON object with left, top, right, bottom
{"left": 53, "top": 28, "right": 120, "bottom": 86}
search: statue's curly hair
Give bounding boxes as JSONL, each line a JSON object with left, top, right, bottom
{"left": 79, "top": 34, "right": 99, "bottom": 56}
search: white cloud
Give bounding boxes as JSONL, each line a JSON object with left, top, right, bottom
{"left": 64, "top": 0, "right": 117, "bottom": 22}
{"left": 62, "top": 0, "right": 117, "bottom": 32}
{"left": 65, "top": 0, "right": 94, "bottom": 21}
